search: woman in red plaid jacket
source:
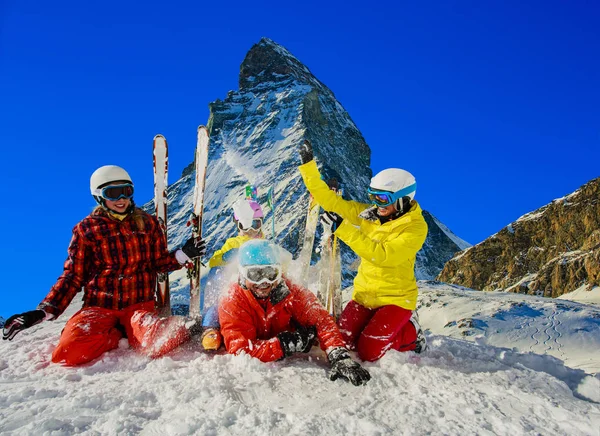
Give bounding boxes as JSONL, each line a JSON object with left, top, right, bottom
{"left": 2, "top": 165, "right": 206, "bottom": 366}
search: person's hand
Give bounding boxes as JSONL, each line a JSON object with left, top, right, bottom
{"left": 321, "top": 211, "right": 343, "bottom": 233}
{"left": 2, "top": 310, "right": 46, "bottom": 341}
{"left": 298, "top": 140, "right": 314, "bottom": 165}
{"left": 328, "top": 347, "right": 371, "bottom": 386}
{"left": 181, "top": 237, "right": 207, "bottom": 259}
{"left": 277, "top": 325, "right": 317, "bottom": 357}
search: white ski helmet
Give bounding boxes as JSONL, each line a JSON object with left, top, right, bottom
{"left": 370, "top": 168, "right": 417, "bottom": 200}
{"left": 233, "top": 199, "right": 264, "bottom": 230}
{"left": 90, "top": 165, "right": 133, "bottom": 196}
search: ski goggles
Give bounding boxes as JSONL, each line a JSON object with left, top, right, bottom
{"left": 239, "top": 264, "right": 282, "bottom": 285}
{"left": 93, "top": 183, "right": 135, "bottom": 201}
{"left": 238, "top": 218, "right": 263, "bottom": 232}
{"left": 367, "top": 183, "right": 416, "bottom": 207}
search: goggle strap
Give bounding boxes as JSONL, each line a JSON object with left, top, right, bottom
{"left": 394, "top": 182, "right": 417, "bottom": 198}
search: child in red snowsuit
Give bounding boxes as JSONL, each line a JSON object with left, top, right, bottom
{"left": 219, "top": 239, "right": 371, "bottom": 386}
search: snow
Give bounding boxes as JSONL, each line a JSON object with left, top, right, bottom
{"left": 418, "top": 282, "right": 600, "bottom": 375}
{"left": 2, "top": 282, "right": 600, "bottom": 435}
{"left": 559, "top": 284, "right": 600, "bottom": 305}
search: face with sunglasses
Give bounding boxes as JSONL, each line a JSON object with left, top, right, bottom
{"left": 93, "top": 181, "right": 134, "bottom": 214}
{"left": 239, "top": 264, "right": 282, "bottom": 298}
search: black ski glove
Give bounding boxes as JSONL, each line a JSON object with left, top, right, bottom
{"left": 328, "top": 347, "right": 371, "bottom": 386}
{"left": 299, "top": 140, "right": 314, "bottom": 165}
{"left": 321, "top": 211, "right": 343, "bottom": 233}
{"left": 2, "top": 310, "right": 46, "bottom": 341}
{"left": 181, "top": 237, "right": 207, "bottom": 260}
{"left": 277, "top": 325, "right": 317, "bottom": 357}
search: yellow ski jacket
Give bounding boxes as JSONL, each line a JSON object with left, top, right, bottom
{"left": 299, "top": 160, "right": 428, "bottom": 310}
{"left": 208, "top": 235, "right": 253, "bottom": 268}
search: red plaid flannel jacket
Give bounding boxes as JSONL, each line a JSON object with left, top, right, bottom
{"left": 39, "top": 208, "right": 182, "bottom": 318}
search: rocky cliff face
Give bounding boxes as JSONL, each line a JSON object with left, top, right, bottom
{"left": 438, "top": 177, "right": 600, "bottom": 297}
{"left": 151, "top": 38, "right": 469, "bottom": 306}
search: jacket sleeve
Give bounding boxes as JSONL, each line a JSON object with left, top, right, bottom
{"left": 334, "top": 219, "right": 427, "bottom": 267}
{"left": 288, "top": 283, "right": 346, "bottom": 351}
{"left": 38, "top": 226, "right": 91, "bottom": 318}
{"left": 152, "top": 217, "right": 182, "bottom": 273}
{"left": 298, "top": 160, "right": 369, "bottom": 226}
{"left": 208, "top": 236, "right": 248, "bottom": 268}
{"left": 218, "top": 288, "right": 285, "bottom": 362}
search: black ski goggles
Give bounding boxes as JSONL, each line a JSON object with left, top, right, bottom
{"left": 94, "top": 183, "right": 135, "bottom": 201}
{"left": 239, "top": 265, "right": 282, "bottom": 285}
{"left": 238, "top": 218, "right": 263, "bottom": 232}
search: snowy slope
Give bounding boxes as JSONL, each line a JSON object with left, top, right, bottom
{"left": 559, "top": 284, "right": 600, "bottom": 305}
{"left": 416, "top": 281, "right": 600, "bottom": 374}
{"left": 1, "top": 283, "right": 599, "bottom": 435}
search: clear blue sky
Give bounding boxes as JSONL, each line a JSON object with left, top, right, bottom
{"left": 1, "top": 0, "right": 598, "bottom": 317}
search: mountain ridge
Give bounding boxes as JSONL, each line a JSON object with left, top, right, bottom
{"left": 438, "top": 177, "right": 600, "bottom": 297}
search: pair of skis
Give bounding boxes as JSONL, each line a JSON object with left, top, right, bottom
{"left": 298, "top": 177, "right": 343, "bottom": 319}
{"left": 153, "top": 126, "right": 210, "bottom": 319}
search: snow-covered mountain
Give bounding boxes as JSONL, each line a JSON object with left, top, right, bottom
{"left": 417, "top": 211, "right": 471, "bottom": 280}
{"left": 1, "top": 281, "right": 598, "bottom": 435}
{"left": 148, "top": 38, "right": 468, "bottom": 309}
{"left": 438, "top": 177, "right": 600, "bottom": 297}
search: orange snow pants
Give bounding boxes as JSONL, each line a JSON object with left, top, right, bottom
{"left": 338, "top": 300, "right": 417, "bottom": 362}
{"left": 51, "top": 301, "right": 191, "bottom": 366}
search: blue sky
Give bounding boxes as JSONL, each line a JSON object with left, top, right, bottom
{"left": 1, "top": 1, "right": 598, "bottom": 317}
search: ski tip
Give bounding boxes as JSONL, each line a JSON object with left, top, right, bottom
{"left": 197, "top": 125, "right": 207, "bottom": 131}
{"left": 154, "top": 134, "right": 166, "bottom": 140}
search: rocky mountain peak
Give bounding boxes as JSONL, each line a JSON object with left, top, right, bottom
{"left": 147, "top": 38, "right": 470, "bottom": 308}
{"left": 239, "top": 37, "right": 320, "bottom": 90}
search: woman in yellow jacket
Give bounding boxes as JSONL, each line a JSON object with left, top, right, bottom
{"left": 298, "top": 140, "right": 428, "bottom": 362}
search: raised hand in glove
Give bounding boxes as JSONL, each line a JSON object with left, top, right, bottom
{"left": 3, "top": 310, "right": 46, "bottom": 341}
{"left": 321, "top": 211, "right": 343, "bottom": 233}
{"left": 298, "top": 140, "right": 314, "bottom": 165}
{"left": 181, "top": 237, "right": 207, "bottom": 260}
{"left": 277, "top": 325, "right": 317, "bottom": 357}
{"left": 328, "top": 347, "right": 371, "bottom": 386}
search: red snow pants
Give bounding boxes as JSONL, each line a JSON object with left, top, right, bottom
{"left": 51, "top": 301, "right": 191, "bottom": 366}
{"left": 338, "top": 300, "right": 417, "bottom": 362}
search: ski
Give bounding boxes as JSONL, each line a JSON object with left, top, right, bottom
{"left": 267, "top": 186, "right": 276, "bottom": 239}
{"left": 330, "top": 223, "right": 342, "bottom": 318}
{"left": 188, "top": 126, "right": 210, "bottom": 318}
{"left": 153, "top": 134, "right": 170, "bottom": 316}
{"left": 297, "top": 194, "right": 320, "bottom": 289}
{"left": 318, "top": 179, "right": 343, "bottom": 318}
